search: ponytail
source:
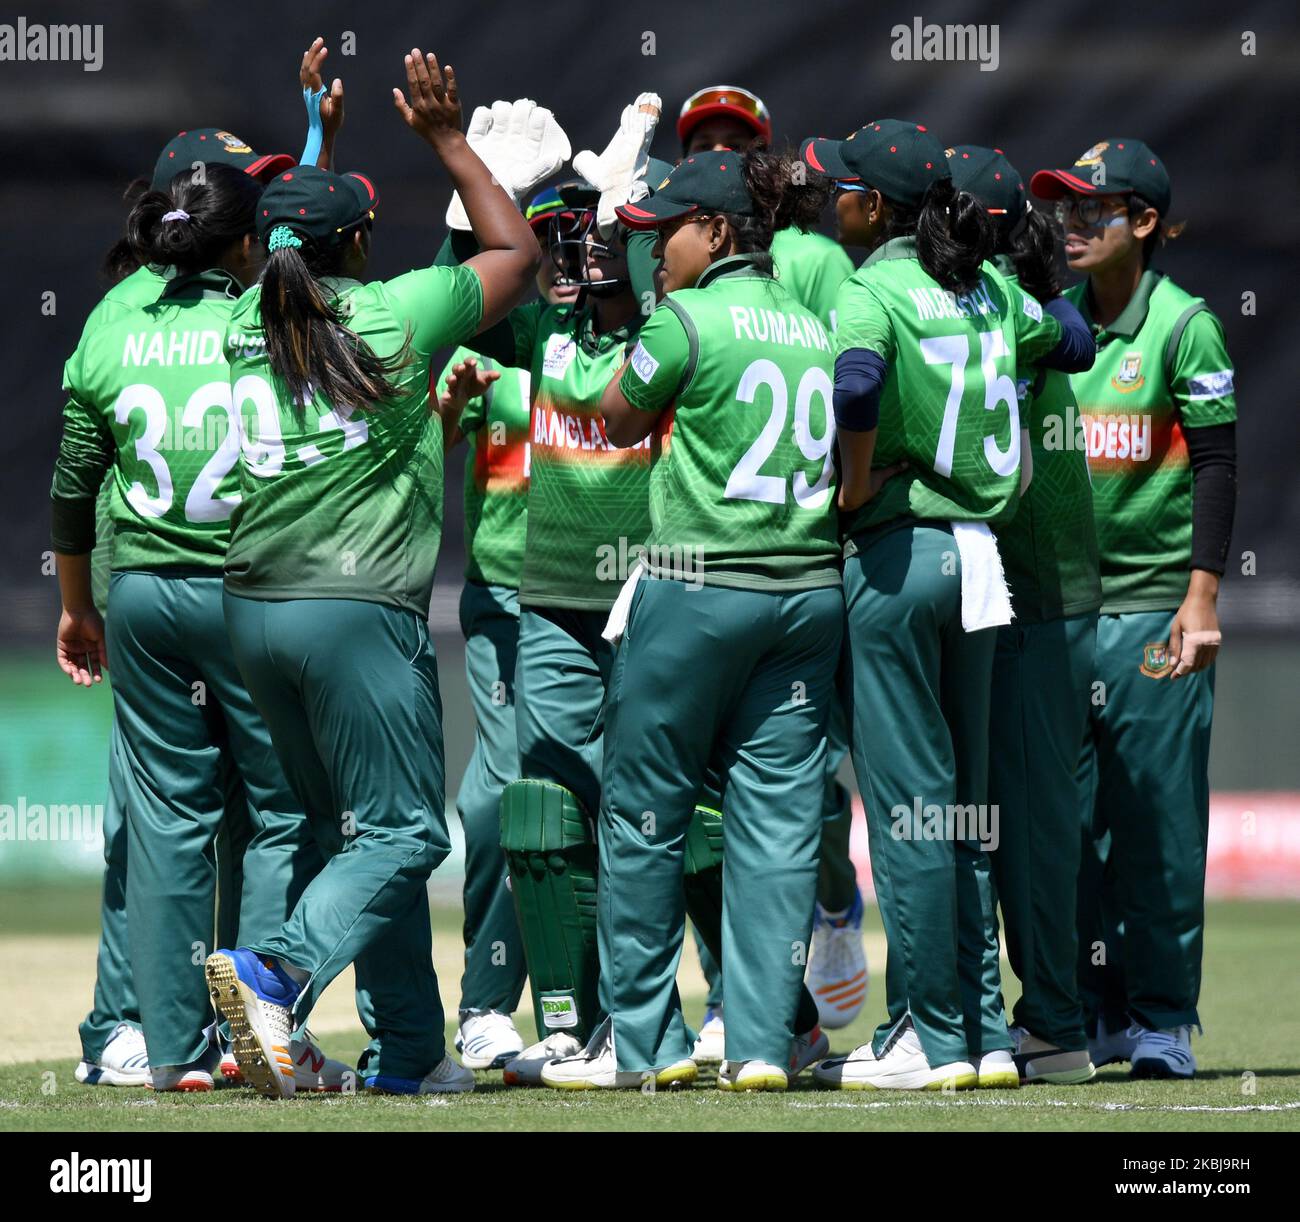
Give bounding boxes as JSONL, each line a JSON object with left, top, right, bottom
{"left": 912, "top": 177, "right": 994, "bottom": 294}
{"left": 259, "top": 237, "right": 409, "bottom": 414}
{"left": 719, "top": 145, "right": 833, "bottom": 273}
{"left": 100, "top": 176, "right": 150, "bottom": 284}
{"left": 1007, "top": 206, "right": 1062, "bottom": 303}
{"left": 127, "top": 163, "right": 262, "bottom": 278}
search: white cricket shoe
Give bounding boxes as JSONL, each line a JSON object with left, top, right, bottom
{"left": 219, "top": 1031, "right": 355, "bottom": 1092}
{"left": 75, "top": 1022, "right": 150, "bottom": 1087}
{"left": 813, "top": 1018, "right": 977, "bottom": 1091}
{"left": 790, "top": 1023, "right": 830, "bottom": 1078}
{"left": 456, "top": 1011, "right": 524, "bottom": 1070}
{"left": 1010, "top": 1026, "right": 1096, "bottom": 1085}
{"left": 540, "top": 1019, "right": 697, "bottom": 1091}
{"left": 691, "top": 1005, "right": 725, "bottom": 1064}
{"left": 204, "top": 949, "right": 298, "bottom": 1100}
{"left": 150, "top": 1041, "right": 222, "bottom": 1093}
{"left": 807, "top": 887, "right": 868, "bottom": 1029}
{"left": 501, "top": 1031, "right": 583, "bottom": 1086}
{"left": 1130, "top": 1024, "right": 1197, "bottom": 1080}
{"left": 976, "top": 1048, "right": 1020, "bottom": 1089}
{"left": 1089, "top": 1016, "right": 1140, "bottom": 1068}
{"left": 366, "top": 1053, "right": 475, "bottom": 1095}
{"left": 718, "top": 1059, "right": 788, "bottom": 1091}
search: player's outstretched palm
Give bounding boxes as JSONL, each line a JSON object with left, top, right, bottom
{"left": 301, "top": 37, "right": 344, "bottom": 144}
{"left": 393, "top": 48, "right": 462, "bottom": 146}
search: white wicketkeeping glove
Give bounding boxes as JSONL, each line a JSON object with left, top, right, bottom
{"left": 571, "top": 92, "right": 662, "bottom": 238}
{"left": 446, "top": 98, "right": 571, "bottom": 232}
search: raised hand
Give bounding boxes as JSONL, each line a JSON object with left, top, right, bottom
{"left": 392, "top": 48, "right": 462, "bottom": 147}
{"left": 572, "top": 93, "right": 662, "bottom": 237}
{"left": 300, "top": 36, "right": 344, "bottom": 168}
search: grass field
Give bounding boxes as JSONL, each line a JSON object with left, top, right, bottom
{"left": 1, "top": 888, "right": 1297, "bottom": 1131}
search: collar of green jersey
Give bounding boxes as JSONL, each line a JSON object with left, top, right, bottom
{"left": 1080, "top": 267, "right": 1166, "bottom": 339}
{"left": 568, "top": 299, "right": 639, "bottom": 355}
{"left": 694, "top": 253, "right": 770, "bottom": 290}
{"left": 160, "top": 266, "right": 244, "bottom": 302}
{"left": 861, "top": 235, "right": 918, "bottom": 269}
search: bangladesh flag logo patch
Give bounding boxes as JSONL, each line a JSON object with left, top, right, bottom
{"left": 1140, "top": 641, "right": 1172, "bottom": 678}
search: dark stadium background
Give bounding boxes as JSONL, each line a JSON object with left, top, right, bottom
{"left": 1, "top": 0, "right": 1297, "bottom": 882}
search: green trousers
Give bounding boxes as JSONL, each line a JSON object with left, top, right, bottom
{"left": 1077, "top": 610, "right": 1215, "bottom": 1032}
{"left": 693, "top": 698, "right": 857, "bottom": 1011}
{"left": 456, "top": 581, "right": 527, "bottom": 1015}
{"left": 989, "top": 613, "right": 1097, "bottom": 1050}
{"left": 224, "top": 592, "right": 451, "bottom": 1080}
{"left": 78, "top": 721, "right": 139, "bottom": 1062}
{"left": 105, "top": 572, "right": 307, "bottom": 1069}
{"left": 599, "top": 578, "right": 843, "bottom": 1072}
{"left": 843, "top": 523, "right": 1009, "bottom": 1067}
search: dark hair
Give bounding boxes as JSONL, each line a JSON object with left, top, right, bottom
{"left": 884, "top": 177, "right": 994, "bottom": 294}
{"left": 1128, "top": 193, "right": 1185, "bottom": 266}
{"left": 719, "top": 145, "right": 833, "bottom": 274}
{"left": 1003, "top": 206, "right": 1062, "bottom": 303}
{"left": 259, "top": 232, "right": 409, "bottom": 414}
{"left": 127, "top": 164, "right": 263, "bottom": 277}
{"left": 100, "top": 176, "right": 150, "bottom": 284}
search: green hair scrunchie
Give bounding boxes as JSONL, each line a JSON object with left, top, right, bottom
{"left": 267, "top": 225, "right": 304, "bottom": 252}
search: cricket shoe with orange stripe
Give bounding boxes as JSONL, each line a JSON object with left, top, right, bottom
{"left": 219, "top": 1031, "right": 355, "bottom": 1092}
{"left": 807, "top": 886, "right": 868, "bottom": 1028}
{"left": 205, "top": 949, "right": 300, "bottom": 1099}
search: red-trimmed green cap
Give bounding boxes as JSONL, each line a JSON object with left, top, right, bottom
{"left": 616, "top": 151, "right": 752, "bottom": 229}
{"left": 1030, "top": 138, "right": 1170, "bottom": 216}
{"left": 255, "top": 165, "right": 378, "bottom": 248}
{"left": 946, "top": 145, "right": 1025, "bottom": 223}
{"left": 152, "top": 128, "right": 294, "bottom": 192}
{"left": 801, "top": 119, "right": 948, "bottom": 209}
{"left": 677, "top": 85, "right": 772, "bottom": 147}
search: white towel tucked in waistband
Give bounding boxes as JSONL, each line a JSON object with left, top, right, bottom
{"left": 951, "top": 520, "right": 1013, "bottom": 632}
{"left": 601, "top": 560, "right": 646, "bottom": 643}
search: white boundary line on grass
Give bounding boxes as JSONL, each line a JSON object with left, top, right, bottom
{"left": 788, "top": 1098, "right": 1300, "bottom": 1114}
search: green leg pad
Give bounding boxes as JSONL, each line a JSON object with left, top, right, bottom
{"left": 500, "top": 780, "right": 600, "bottom": 1041}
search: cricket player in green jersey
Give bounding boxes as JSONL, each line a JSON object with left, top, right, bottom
{"left": 801, "top": 120, "right": 1095, "bottom": 1091}
{"left": 204, "top": 49, "right": 541, "bottom": 1100}
{"left": 433, "top": 185, "right": 583, "bottom": 1071}
{"left": 1032, "top": 140, "right": 1237, "bottom": 1080}
{"left": 52, "top": 163, "right": 348, "bottom": 1093}
{"left": 676, "top": 83, "right": 865, "bottom": 1042}
{"left": 536, "top": 149, "right": 841, "bottom": 1091}
{"left": 434, "top": 95, "right": 666, "bottom": 1083}
{"left": 951, "top": 146, "right": 1101, "bottom": 1085}
{"left": 66, "top": 48, "right": 338, "bottom": 1087}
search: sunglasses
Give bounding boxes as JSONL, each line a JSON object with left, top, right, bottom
{"left": 1054, "top": 196, "right": 1129, "bottom": 227}
{"left": 679, "top": 86, "right": 769, "bottom": 125}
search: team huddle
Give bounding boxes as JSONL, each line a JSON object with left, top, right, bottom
{"left": 54, "top": 39, "right": 1236, "bottom": 1097}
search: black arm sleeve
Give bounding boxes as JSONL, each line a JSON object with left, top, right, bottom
{"left": 833, "top": 349, "right": 888, "bottom": 431}
{"left": 430, "top": 230, "right": 521, "bottom": 367}
{"left": 1184, "top": 421, "right": 1237, "bottom": 575}
{"left": 1039, "top": 296, "right": 1096, "bottom": 374}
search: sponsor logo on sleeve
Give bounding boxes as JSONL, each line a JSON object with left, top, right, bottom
{"left": 629, "top": 340, "right": 660, "bottom": 384}
{"left": 1022, "top": 294, "right": 1043, "bottom": 322}
{"left": 1186, "top": 369, "right": 1235, "bottom": 400}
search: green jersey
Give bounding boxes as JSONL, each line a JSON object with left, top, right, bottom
{"left": 505, "top": 301, "right": 650, "bottom": 612}
{"left": 834, "top": 236, "right": 1063, "bottom": 540}
{"left": 992, "top": 260, "right": 1102, "bottom": 623}
{"left": 1066, "top": 270, "right": 1235, "bottom": 613}
{"left": 54, "top": 268, "right": 248, "bottom": 571}
{"left": 437, "top": 346, "right": 531, "bottom": 589}
{"left": 770, "top": 227, "right": 855, "bottom": 332}
{"left": 619, "top": 256, "right": 840, "bottom": 591}
{"left": 223, "top": 265, "right": 483, "bottom": 615}
{"left": 60, "top": 266, "right": 171, "bottom": 606}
